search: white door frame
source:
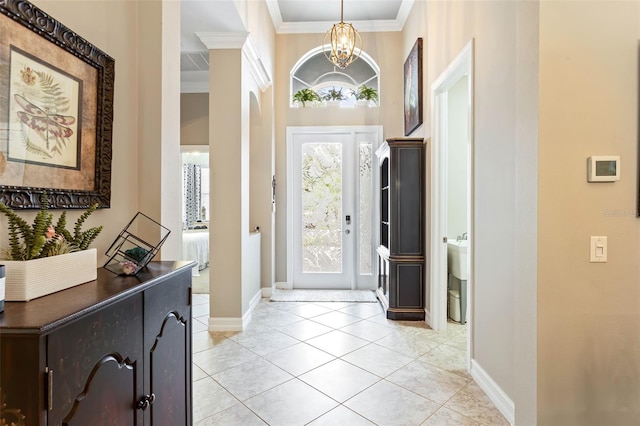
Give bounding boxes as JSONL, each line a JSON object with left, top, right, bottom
{"left": 429, "top": 40, "right": 474, "bottom": 356}
{"left": 286, "top": 125, "right": 382, "bottom": 290}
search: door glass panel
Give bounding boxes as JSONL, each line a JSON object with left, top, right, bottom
{"left": 359, "top": 143, "right": 373, "bottom": 275}
{"left": 301, "top": 143, "right": 342, "bottom": 273}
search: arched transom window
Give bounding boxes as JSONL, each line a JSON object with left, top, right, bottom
{"left": 291, "top": 46, "right": 380, "bottom": 107}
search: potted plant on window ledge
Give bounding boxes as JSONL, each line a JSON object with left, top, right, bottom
{"left": 292, "top": 88, "right": 321, "bottom": 107}
{"left": 355, "top": 85, "right": 379, "bottom": 107}
{"left": 322, "top": 87, "right": 347, "bottom": 107}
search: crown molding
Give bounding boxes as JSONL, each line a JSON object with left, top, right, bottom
{"left": 243, "top": 35, "right": 272, "bottom": 92}
{"left": 265, "top": 0, "right": 283, "bottom": 30}
{"left": 196, "top": 31, "right": 249, "bottom": 49}
{"left": 396, "top": 0, "right": 415, "bottom": 27}
{"left": 276, "top": 19, "right": 403, "bottom": 34}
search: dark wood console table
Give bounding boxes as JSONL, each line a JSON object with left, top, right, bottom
{"left": 0, "top": 261, "right": 195, "bottom": 425}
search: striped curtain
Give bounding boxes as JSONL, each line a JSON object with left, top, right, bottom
{"left": 182, "top": 163, "right": 201, "bottom": 229}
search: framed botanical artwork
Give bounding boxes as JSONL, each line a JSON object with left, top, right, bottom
{"left": 0, "top": 0, "right": 114, "bottom": 209}
{"left": 404, "top": 38, "right": 423, "bottom": 136}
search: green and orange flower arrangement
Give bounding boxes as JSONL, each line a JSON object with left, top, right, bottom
{"left": 0, "top": 192, "right": 102, "bottom": 260}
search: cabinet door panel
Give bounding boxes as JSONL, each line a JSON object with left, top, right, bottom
{"left": 48, "top": 293, "right": 144, "bottom": 425}
{"left": 144, "top": 270, "right": 192, "bottom": 425}
{"left": 62, "top": 355, "right": 138, "bottom": 426}
{"left": 396, "top": 264, "right": 424, "bottom": 308}
{"left": 394, "top": 147, "right": 423, "bottom": 255}
{"left": 0, "top": 335, "right": 45, "bottom": 425}
{"left": 149, "top": 313, "right": 188, "bottom": 425}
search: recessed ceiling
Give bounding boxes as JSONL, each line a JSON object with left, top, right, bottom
{"left": 267, "top": 0, "right": 413, "bottom": 33}
{"left": 181, "top": 0, "right": 413, "bottom": 51}
{"left": 180, "top": 0, "right": 413, "bottom": 89}
{"left": 278, "top": 0, "right": 401, "bottom": 22}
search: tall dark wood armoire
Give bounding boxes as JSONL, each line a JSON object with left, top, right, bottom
{"left": 376, "top": 137, "right": 426, "bottom": 320}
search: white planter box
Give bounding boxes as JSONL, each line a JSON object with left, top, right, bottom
{"left": 3, "top": 249, "right": 97, "bottom": 301}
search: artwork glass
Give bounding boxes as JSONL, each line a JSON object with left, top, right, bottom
{"left": 404, "top": 38, "right": 423, "bottom": 136}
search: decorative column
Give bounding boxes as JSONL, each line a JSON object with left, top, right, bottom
{"left": 197, "top": 32, "right": 273, "bottom": 330}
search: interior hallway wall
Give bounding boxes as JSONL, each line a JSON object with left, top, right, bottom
{"left": 139, "top": 0, "right": 182, "bottom": 261}
{"left": 181, "top": 93, "right": 209, "bottom": 146}
{"left": 538, "top": 2, "right": 640, "bottom": 423}
{"left": 403, "top": 1, "right": 539, "bottom": 423}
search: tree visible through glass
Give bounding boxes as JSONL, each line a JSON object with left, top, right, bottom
{"left": 301, "top": 143, "right": 342, "bottom": 273}
{"left": 359, "top": 143, "right": 372, "bottom": 275}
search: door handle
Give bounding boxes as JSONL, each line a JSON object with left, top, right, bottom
{"left": 345, "top": 215, "right": 351, "bottom": 225}
{"left": 136, "top": 393, "right": 156, "bottom": 411}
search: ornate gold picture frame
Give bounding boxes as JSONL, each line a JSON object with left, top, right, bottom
{"left": 0, "top": 0, "right": 114, "bottom": 209}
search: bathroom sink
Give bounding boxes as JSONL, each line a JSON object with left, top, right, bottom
{"left": 447, "top": 240, "right": 468, "bottom": 280}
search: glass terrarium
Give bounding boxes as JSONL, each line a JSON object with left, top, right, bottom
{"left": 104, "top": 212, "right": 171, "bottom": 275}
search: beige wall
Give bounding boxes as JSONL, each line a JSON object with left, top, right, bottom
{"left": 274, "top": 31, "right": 404, "bottom": 282}
{"left": 1, "top": 0, "right": 144, "bottom": 266}
{"left": 209, "top": 49, "right": 244, "bottom": 318}
{"left": 4, "top": 1, "right": 183, "bottom": 264}
{"left": 148, "top": 0, "right": 182, "bottom": 260}
{"left": 539, "top": 2, "right": 640, "bottom": 424}
{"left": 181, "top": 93, "right": 209, "bottom": 146}
{"left": 404, "top": 1, "right": 539, "bottom": 423}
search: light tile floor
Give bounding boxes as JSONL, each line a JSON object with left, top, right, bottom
{"left": 191, "top": 294, "right": 508, "bottom": 426}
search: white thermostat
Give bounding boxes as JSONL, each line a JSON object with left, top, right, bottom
{"left": 587, "top": 156, "right": 620, "bottom": 182}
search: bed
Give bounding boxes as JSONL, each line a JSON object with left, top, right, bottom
{"left": 182, "top": 229, "right": 209, "bottom": 276}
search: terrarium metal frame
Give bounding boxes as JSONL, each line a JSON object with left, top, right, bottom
{"left": 104, "top": 212, "right": 171, "bottom": 275}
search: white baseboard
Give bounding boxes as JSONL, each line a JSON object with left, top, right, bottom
{"left": 210, "top": 289, "right": 262, "bottom": 332}
{"left": 276, "top": 281, "right": 292, "bottom": 289}
{"left": 250, "top": 288, "right": 262, "bottom": 310}
{"left": 242, "top": 289, "right": 262, "bottom": 328}
{"left": 424, "top": 309, "right": 432, "bottom": 328}
{"left": 261, "top": 284, "right": 275, "bottom": 298}
{"left": 208, "top": 317, "right": 243, "bottom": 331}
{"left": 470, "top": 359, "right": 515, "bottom": 425}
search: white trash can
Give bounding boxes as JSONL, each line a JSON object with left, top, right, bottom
{"left": 448, "top": 289, "right": 460, "bottom": 322}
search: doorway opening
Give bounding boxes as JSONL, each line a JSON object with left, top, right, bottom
{"left": 430, "top": 40, "right": 474, "bottom": 369}
{"left": 180, "top": 145, "right": 210, "bottom": 294}
{"left": 286, "top": 126, "right": 382, "bottom": 290}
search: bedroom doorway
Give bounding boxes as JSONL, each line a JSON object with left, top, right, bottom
{"left": 181, "top": 145, "right": 210, "bottom": 293}
{"left": 286, "top": 126, "right": 381, "bottom": 290}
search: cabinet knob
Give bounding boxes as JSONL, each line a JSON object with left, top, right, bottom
{"left": 136, "top": 393, "right": 156, "bottom": 411}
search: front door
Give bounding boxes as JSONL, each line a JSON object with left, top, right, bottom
{"left": 287, "top": 126, "right": 381, "bottom": 289}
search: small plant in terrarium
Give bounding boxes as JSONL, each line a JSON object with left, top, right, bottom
{"left": 292, "top": 88, "right": 321, "bottom": 107}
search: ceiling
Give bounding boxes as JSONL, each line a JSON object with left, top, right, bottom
{"left": 180, "top": 0, "right": 413, "bottom": 78}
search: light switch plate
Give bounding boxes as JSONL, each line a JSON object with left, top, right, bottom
{"left": 590, "top": 236, "right": 607, "bottom": 263}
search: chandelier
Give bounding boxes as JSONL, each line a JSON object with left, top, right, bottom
{"left": 323, "top": 0, "right": 362, "bottom": 69}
